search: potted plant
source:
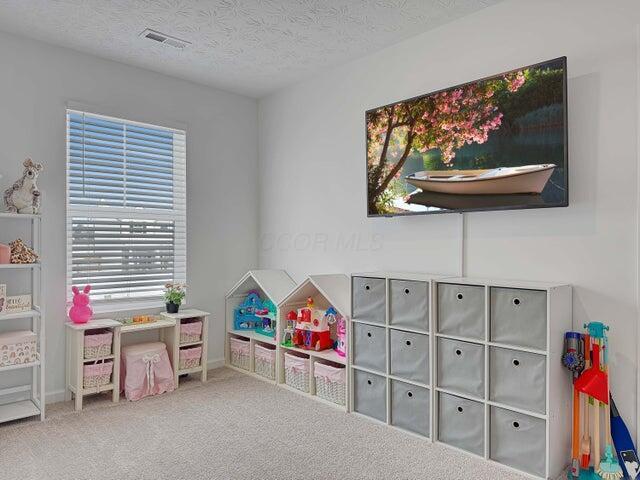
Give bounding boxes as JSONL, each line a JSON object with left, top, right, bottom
{"left": 164, "top": 282, "right": 186, "bottom": 314}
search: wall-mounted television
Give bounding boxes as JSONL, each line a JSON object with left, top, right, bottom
{"left": 366, "top": 57, "right": 567, "bottom": 217}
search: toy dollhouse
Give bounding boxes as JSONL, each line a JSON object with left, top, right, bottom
{"left": 233, "top": 291, "right": 277, "bottom": 337}
{"left": 287, "top": 297, "right": 339, "bottom": 351}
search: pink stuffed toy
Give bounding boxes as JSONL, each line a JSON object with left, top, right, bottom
{"left": 69, "top": 285, "right": 93, "bottom": 324}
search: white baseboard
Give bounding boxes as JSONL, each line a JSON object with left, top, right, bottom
{"left": 45, "top": 357, "right": 226, "bottom": 405}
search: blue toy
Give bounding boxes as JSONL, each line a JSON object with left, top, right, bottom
{"left": 255, "top": 299, "right": 277, "bottom": 338}
{"left": 234, "top": 291, "right": 267, "bottom": 330}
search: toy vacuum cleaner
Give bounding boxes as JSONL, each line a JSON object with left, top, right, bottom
{"left": 564, "top": 322, "right": 631, "bottom": 480}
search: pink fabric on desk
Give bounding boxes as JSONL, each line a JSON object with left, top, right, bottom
{"left": 121, "top": 342, "right": 175, "bottom": 401}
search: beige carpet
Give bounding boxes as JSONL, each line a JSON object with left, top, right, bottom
{"left": 0, "top": 368, "right": 530, "bottom": 480}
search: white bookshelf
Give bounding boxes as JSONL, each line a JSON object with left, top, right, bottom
{"left": 225, "top": 270, "right": 296, "bottom": 383}
{"left": 0, "top": 213, "right": 45, "bottom": 424}
{"left": 276, "top": 274, "right": 350, "bottom": 410}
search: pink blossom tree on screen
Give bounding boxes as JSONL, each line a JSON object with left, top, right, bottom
{"left": 367, "top": 71, "right": 526, "bottom": 213}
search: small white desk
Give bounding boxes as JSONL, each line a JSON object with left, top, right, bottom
{"left": 65, "top": 309, "right": 209, "bottom": 411}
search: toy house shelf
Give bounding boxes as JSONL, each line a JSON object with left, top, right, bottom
{"left": 225, "top": 270, "right": 297, "bottom": 384}
{"left": 277, "top": 274, "right": 350, "bottom": 410}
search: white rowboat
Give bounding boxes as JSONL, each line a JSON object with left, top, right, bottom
{"left": 405, "top": 164, "right": 556, "bottom": 195}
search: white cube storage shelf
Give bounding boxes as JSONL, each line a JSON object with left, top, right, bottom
{"left": 350, "top": 272, "right": 438, "bottom": 442}
{"left": 350, "top": 273, "right": 572, "bottom": 480}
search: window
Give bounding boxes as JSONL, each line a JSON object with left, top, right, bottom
{"left": 66, "top": 110, "right": 186, "bottom": 305}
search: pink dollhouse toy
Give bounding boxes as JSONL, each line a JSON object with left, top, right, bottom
{"left": 291, "top": 297, "right": 334, "bottom": 351}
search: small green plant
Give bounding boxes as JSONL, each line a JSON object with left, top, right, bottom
{"left": 164, "top": 282, "right": 186, "bottom": 305}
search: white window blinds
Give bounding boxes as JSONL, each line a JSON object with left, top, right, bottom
{"left": 66, "top": 110, "right": 186, "bottom": 304}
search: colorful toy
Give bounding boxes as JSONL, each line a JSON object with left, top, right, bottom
{"left": 567, "top": 322, "right": 624, "bottom": 480}
{"left": 281, "top": 311, "right": 297, "bottom": 347}
{"left": 233, "top": 291, "right": 266, "bottom": 330}
{"left": 69, "top": 285, "right": 93, "bottom": 324}
{"left": 255, "top": 299, "right": 277, "bottom": 338}
{"left": 328, "top": 307, "right": 347, "bottom": 357}
{"left": 290, "top": 298, "right": 334, "bottom": 351}
{"left": 563, "top": 332, "right": 585, "bottom": 478}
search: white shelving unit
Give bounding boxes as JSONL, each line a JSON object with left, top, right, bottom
{"left": 277, "top": 273, "right": 350, "bottom": 410}
{"left": 350, "top": 271, "right": 442, "bottom": 438}
{"left": 160, "top": 309, "right": 210, "bottom": 385}
{"left": 225, "top": 270, "right": 296, "bottom": 383}
{"left": 0, "top": 213, "right": 45, "bottom": 423}
{"left": 432, "top": 277, "right": 572, "bottom": 480}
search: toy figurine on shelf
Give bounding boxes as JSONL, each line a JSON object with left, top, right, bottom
{"left": 255, "top": 299, "right": 277, "bottom": 338}
{"left": 281, "top": 311, "right": 297, "bottom": 347}
{"left": 233, "top": 291, "right": 266, "bottom": 330}
{"left": 291, "top": 297, "right": 334, "bottom": 351}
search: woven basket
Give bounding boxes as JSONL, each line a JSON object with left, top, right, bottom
{"left": 284, "top": 351, "right": 309, "bottom": 393}
{"left": 180, "top": 320, "right": 202, "bottom": 344}
{"left": 179, "top": 346, "right": 202, "bottom": 370}
{"left": 84, "top": 330, "right": 113, "bottom": 360}
{"left": 314, "top": 361, "right": 346, "bottom": 405}
{"left": 83, "top": 360, "right": 113, "bottom": 388}
{"left": 229, "top": 337, "right": 250, "bottom": 371}
{"left": 254, "top": 344, "right": 276, "bottom": 380}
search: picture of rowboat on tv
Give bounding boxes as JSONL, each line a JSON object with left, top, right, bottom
{"left": 366, "top": 57, "right": 567, "bottom": 216}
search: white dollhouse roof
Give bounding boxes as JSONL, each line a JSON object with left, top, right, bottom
{"left": 277, "top": 273, "right": 350, "bottom": 319}
{"left": 225, "top": 269, "right": 296, "bottom": 305}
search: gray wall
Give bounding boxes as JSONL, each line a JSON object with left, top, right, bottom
{"left": 0, "top": 30, "right": 259, "bottom": 401}
{"left": 258, "top": 0, "right": 640, "bottom": 434}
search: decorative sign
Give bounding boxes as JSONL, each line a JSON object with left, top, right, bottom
{"left": 0, "top": 284, "right": 6, "bottom": 314}
{"left": 6, "top": 294, "right": 32, "bottom": 313}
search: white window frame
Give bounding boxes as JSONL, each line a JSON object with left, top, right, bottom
{"left": 65, "top": 109, "right": 186, "bottom": 311}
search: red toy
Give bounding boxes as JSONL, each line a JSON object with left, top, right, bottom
{"left": 291, "top": 298, "right": 333, "bottom": 351}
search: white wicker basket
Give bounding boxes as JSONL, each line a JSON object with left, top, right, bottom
{"left": 179, "top": 346, "right": 202, "bottom": 370}
{"left": 284, "top": 351, "right": 309, "bottom": 393}
{"left": 314, "top": 362, "right": 346, "bottom": 406}
{"left": 229, "top": 337, "right": 250, "bottom": 371}
{"left": 254, "top": 344, "right": 276, "bottom": 380}
{"left": 180, "top": 320, "right": 202, "bottom": 344}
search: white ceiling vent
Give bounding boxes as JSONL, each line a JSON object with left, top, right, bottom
{"left": 139, "top": 29, "right": 191, "bottom": 49}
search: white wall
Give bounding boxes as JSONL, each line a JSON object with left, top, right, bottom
{"left": 0, "top": 31, "right": 259, "bottom": 401}
{"left": 259, "top": 0, "right": 640, "bottom": 435}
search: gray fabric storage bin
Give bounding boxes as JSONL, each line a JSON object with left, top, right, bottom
{"left": 437, "top": 337, "right": 484, "bottom": 398}
{"left": 438, "top": 392, "right": 484, "bottom": 456}
{"left": 352, "top": 276, "right": 386, "bottom": 324}
{"left": 489, "top": 347, "right": 546, "bottom": 414}
{"left": 353, "top": 323, "right": 386, "bottom": 373}
{"left": 390, "top": 329, "right": 429, "bottom": 385}
{"left": 391, "top": 380, "right": 430, "bottom": 437}
{"left": 490, "top": 287, "right": 547, "bottom": 350}
{"left": 353, "top": 369, "right": 387, "bottom": 422}
{"left": 389, "top": 280, "right": 429, "bottom": 331}
{"left": 490, "top": 406, "right": 546, "bottom": 477}
{"left": 437, "top": 283, "right": 485, "bottom": 340}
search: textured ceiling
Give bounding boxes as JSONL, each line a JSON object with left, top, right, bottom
{"left": 0, "top": 0, "right": 502, "bottom": 97}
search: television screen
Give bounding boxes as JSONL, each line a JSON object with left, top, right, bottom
{"left": 366, "top": 57, "right": 567, "bottom": 216}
